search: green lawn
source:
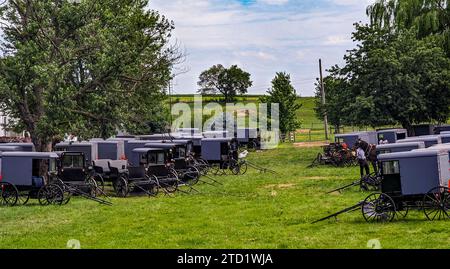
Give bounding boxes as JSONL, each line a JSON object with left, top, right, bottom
{"left": 2, "top": 143, "right": 450, "bottom": 249}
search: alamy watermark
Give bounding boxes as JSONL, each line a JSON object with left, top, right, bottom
{"left": 171, "top": 95, "right": 280, "bottom": 149}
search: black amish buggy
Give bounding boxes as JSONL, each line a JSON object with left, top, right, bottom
{"left": 397, "top": 135, "right": 442, "bottom": 148}
{"left": 53, "top": 151, "right": 111, "bottom": 205}
{"left": 314, "top": 149, "right": 450, "bottom": 223}
{"left": 0, "top": 152, "right": 67, "bottom": 206}
{"left": 123, "top": 140, "right": 153, "bottom": 166}
{"left": 201, "top": 138, "right": 246, "bottom": 175}
{"left": 376, "top": 129, "right": 407, "bottom": 144}
{"left": 132, "top": 148, "right": 180, "bottom": 194}
{"left": 54, "top": 142, "right": 97, "bottom": 166}
{"left": 236, "top": 128, "right": 260, "bottom": 151}
{"left": 143, "top": 142, "right": 202, "bottom": 187}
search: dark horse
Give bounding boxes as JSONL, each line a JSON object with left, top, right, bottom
{"left": 354, "top": 139, "right": 378, "bottom": 174}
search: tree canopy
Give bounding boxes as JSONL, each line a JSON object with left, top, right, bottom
{"left": 367, "top": 0, "right": 450, "bottom": 54}
{"left": 0, "top": 0, "right": 179, "bottom": 150}
{"left": 315, "top": 23, "right": 450, "bottom": 135}
{"left": 197, "top": 64, "right": 252, "bottom": 102}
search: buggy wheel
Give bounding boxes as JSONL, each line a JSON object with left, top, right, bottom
{"left": 184, "top": 166, "right": 200, "bottom": 186}
{"left": 86, "top": 177, "right": 98, "bottom": 198}
{"left": 238, "top": 161, "right": 248, "bottom": 175}
{"left": 210, "top": 163, "right": 221, "bottom": 176}
{"left": 0, "top": 182, "right": 18, "bottom": 206}
{"left": 423, "top": 186, "right": 450, "bottom": 221}
{"left": 147, "top": 175, "right": 160, "bottom": 197}
{"left": 396, "top": 202, "right": 409, "bottom": 219}
{"left": 53, "top": 178, "right": 72, "bottom": 205}
{"left": 163, "top": 172, "right": 179, "bottom": 193}
{"left": 93, "top": 175, "right": 105, "bottom": 195}
{"left": 229, "top": 159, "right": 241, "bottom": 175}
{"left": 114, "top": 176, "right": 129, "bottom": 198}
{"left": 38, "top": 184, "right": 65, "bottom": 206}
{"left": 360, "top": 174, "right": 380, "bottom": 192}
{"left": 18, "top": 191, "right": 30, "bottom": 205}
{"left": 362, "top": 193, "right": 396, "bottom": 223}
{"left": 248, "top": 141, "right": 258, "bottom": 152}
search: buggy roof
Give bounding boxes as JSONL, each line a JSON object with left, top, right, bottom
{"left": 335, "top": 132, "right": 365, "bottom": 138}
{"left": 397, "top": 135, "right": 441, "bottom": 142}
{"left": 377, "top": 141, "right": 425, "bottom": 149}
{"left": 133, "top": 148, "right": 167, "bottom": 153}
{"left": 1, "top": 152, "right": 59, "bottom": 158}
{"left": 377, "top": 128, "right": 407, "bottom": 134}
{"left": 378, "top": 149, "right": 447, "bottom": 161}
{"left": 144, "top": 143, "right": 177, "bottom": 149}
{"left": 201, "top": 138, "right": 233, "bottom": 142}
{"left": 0, "top": 146, "right": 21, "bottom": 151}
{"left": 89, "top": 139, "right": 120, "bottom": 144}
{"left": 55, "top": 142, "right": 94, "bottom": 147}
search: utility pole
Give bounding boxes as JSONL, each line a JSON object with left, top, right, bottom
{"left": 319, "top": 59, "right": 329, "bottom": 141}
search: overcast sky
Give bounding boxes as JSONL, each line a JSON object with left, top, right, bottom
{"left": 149, "top": 0, "right": 374, "bottom": 97}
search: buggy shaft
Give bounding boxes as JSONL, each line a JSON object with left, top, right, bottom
{"left": 311, "top": 202, "right": 363, "bottom": 224}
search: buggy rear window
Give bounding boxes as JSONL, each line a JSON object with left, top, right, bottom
{"left": 382, "top": 161, "right": 400, "bottom": 175}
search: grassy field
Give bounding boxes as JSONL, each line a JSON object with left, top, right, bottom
{"left": 2, "top": 143, "right": 450, "bottom": 249}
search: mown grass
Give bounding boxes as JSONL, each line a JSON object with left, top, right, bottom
{"left": 2, "top": 143, "right": 450, "bottom": 249}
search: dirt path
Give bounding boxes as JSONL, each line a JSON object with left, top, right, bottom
{"left": 293, "top": 141, "right": 328, "bottom": 148}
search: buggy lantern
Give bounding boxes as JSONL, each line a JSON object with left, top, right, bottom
{"left": 376, "top": 129, "right": 408, "bottom": 144}
{"left": 376, "top": 141, "right": 425, "bottom": 155}
{"left": 54, "top": 142, "right": 97, "bottom": 165}
{"left": 397, "top": 135, "right": 442, "bottom": 148}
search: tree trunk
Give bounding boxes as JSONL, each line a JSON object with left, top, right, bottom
{"left": 32, "top": 135, "right": 53, "bottom": 183}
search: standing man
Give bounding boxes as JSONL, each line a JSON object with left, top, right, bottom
{"left": 356, "top": 142, "right": 370, "bottom": 178}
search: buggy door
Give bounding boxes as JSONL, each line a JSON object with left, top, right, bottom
{"left": 381, "top": 160, "right": 402, "bottom": 195}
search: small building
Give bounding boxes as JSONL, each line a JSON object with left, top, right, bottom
{"left": 412, "top": 124, "right": 435, "bottom": 136}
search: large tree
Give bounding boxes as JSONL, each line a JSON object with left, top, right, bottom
{"left": 336, "top": 24, "right": 450, "bottom": 134}
{"left": 197, "top": 64, "right": 252, "bottom": 102}
{"left": 367, "top": 0, "right": 450, "bottom": 54}
{"left": 0, "top": 0, "right": 179, "bottom": 151}
{"left": 260, "top": 72, "right": 301, "bottom": 135}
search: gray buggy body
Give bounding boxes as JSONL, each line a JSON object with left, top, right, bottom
{"left": 335, "top": 131, "right": 378, "bottom": 146}
{"left": 376, "top": 141, "right": 425, "bottom": 155}
{"left": 397, "top": 135, "right": 442, "bottom": 148}
{"left": 1, "top": 152, "right": 58, "bottom": 187}
{"left": 236, "top": 128, "right": 258, "bottom": 143}
{"left": 90, "top": 139, "right": 125, "bottom": 160}
{"left": 378, "top": 149, "right": 450, "bottom": 196}
{"left": 376, "top": 129, "right": 407, "bottom": 144}
{"left": 201, "top": 138, "right": 234, "bottom": 161}
{"left": 1, "top": 143, "right": 35, "bottom": 152}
